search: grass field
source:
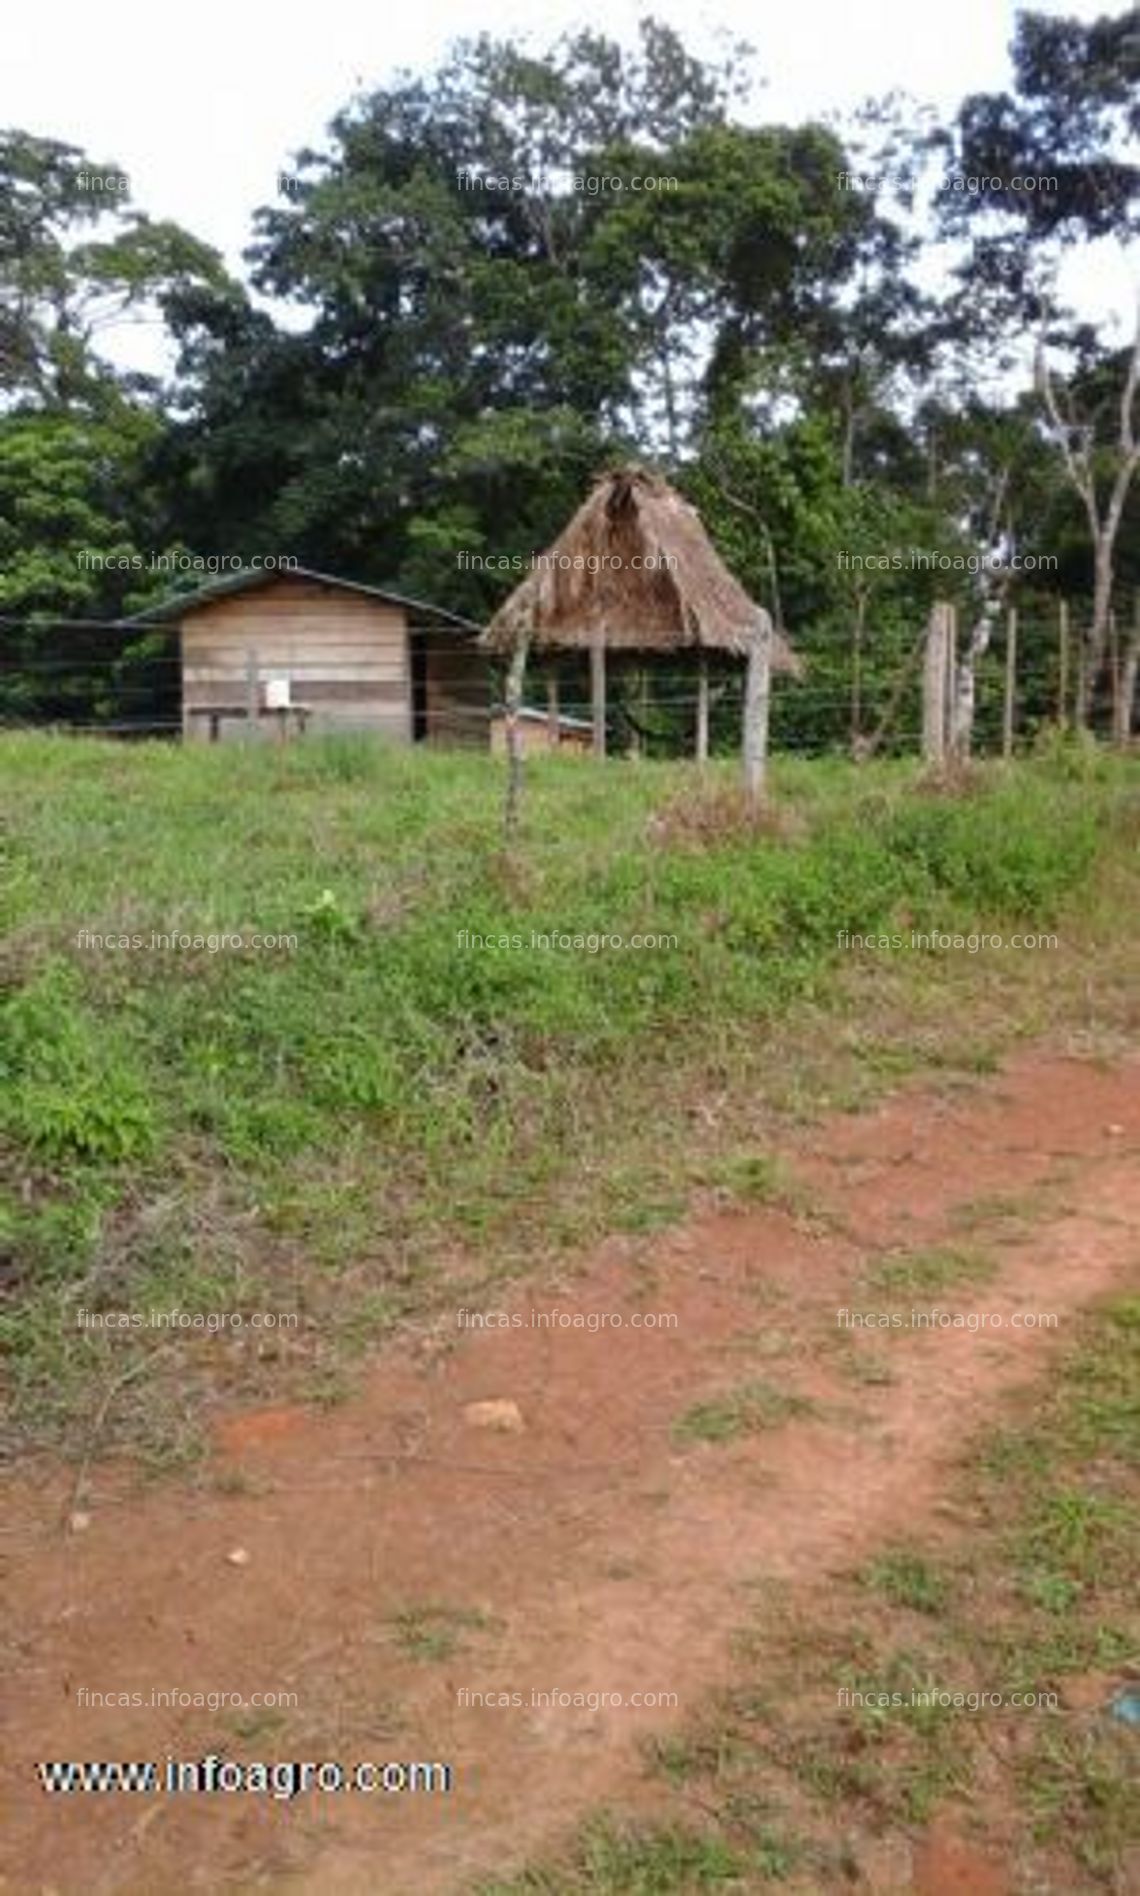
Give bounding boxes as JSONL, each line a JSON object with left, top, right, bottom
{"left": 1, "top": 733, "right": 1137, "bottom": 1460}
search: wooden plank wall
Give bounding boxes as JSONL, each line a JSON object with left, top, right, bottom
{"left": 421, "top": 633, "right": 491, "bottom": 748}
{"left": 180, "top": 580, "right": 411, "bottom": 739}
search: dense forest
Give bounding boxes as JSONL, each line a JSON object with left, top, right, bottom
{"left": 2, "top": 8, "right": 1138, "bottom": 751}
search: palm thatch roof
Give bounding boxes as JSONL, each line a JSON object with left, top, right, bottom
{"left": 479, "top": 465, "right": 801, "bottom": 673}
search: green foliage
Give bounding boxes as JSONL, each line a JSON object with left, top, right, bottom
{"left": 0, "top": 727, "right": 1135, "bottom": 1455}
{"left": 0, "top": 960, "right": 156, "bottom": 1162}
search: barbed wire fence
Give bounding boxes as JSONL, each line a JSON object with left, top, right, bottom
{"left": 1, "top": 591, "right": 1136, "bottom": 755}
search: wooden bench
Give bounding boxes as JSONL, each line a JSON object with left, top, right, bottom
{"left": 186, "top": 704, "right": 313, "bottom": 742}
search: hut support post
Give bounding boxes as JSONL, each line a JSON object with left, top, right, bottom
{"left": 743, "top": 619, "right": 772, "bottom": 809}
{"left": 696, "top": 657, "right": 709, "bottom": 765}
{"left": 1003, "top": 607, "right": 1018, "bottom": 759}
{"left": 591, "top": 642, "right": 606, "bottom": 759}
{"left": 504, "top": 634, "right": 531, "bottom": 839}
{"left": 546, "top": 672, "right": 559, "bottom": 752}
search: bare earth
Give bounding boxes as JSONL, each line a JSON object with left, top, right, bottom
{"left": 2, "top": 1052, "right": 1138, "bottom": 1894}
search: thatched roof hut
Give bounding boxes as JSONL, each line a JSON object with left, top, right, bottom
{"left": 479, "top": 464, "right": 801, "bottom": 675}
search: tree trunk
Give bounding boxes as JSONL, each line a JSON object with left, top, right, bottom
{"left": 1003, "top": 607, "right": 1018, "bottom": 759}
{"left": 1058, "top": 598, "right": 1069, "bottom": 729}
{"left": 1081, "top": 543, "right": 1115, "bottom": 730}
{"left": 1117, "top": 592, "right": 1140, "bottom": 745}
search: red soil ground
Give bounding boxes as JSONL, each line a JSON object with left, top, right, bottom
{"left": 2, "top": 1052, "right": 1137, "bottom": 1894}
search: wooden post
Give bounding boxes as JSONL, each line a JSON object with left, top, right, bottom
{"left": 696, "top": 655, "right": 709, "bottom": 765}
{"left": 504, "top": 634, "right": 531, "bottom": 838}
{"left": 591, "top": 641, "right": 606, "bottom": 758}
{"left": 1003, "top": 606, "right": 1018, "bottom": 758}
{"left": 946, "top": 603, "right": 958, "bottom": 756}
{"left": 245, "top": 648, "right": 259, "bottom": 741}
{"left": 922, "top": 603, "right": 949, "bottom": 764}
{"left": 1058, "top": 598, "right": 1069, "bottom": 730}
{"left": 850, "top": 592, "right": 865, "bottom": 760}
{"left": 1109, "top": 609, "right": 1120, "bottom": 744}
{"left": 546, "top": 672, "right": 559, "bottom": 752}
{"left": 742, "top": 616, "right": 772, "bottom": 809}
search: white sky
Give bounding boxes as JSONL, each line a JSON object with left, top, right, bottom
{"left": 6, "top": 0, "right": 1138, "bottom": 374}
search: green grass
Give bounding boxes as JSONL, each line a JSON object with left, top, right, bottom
{"left": 1, "top": 736, "right": 1137, "bottom": 1456}
{"left": 863, "top": 1243, "right": 998, "bottom": 1298}
{"left": 480, "top": 1815, "right": 788, "bottom": 1892}
{"left": 859, "top": 1548, "right": 951, "bottom": 1615}
{"left": 388, "top": 1603, "right": 499, "bottom": 1663}
{"left": 672, "top": 1380, "right": 817, "bottom": 1446}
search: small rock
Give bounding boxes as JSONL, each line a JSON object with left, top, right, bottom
{"left": 1106, "top": 1123, "right": 1124, "bottom": 1137}
{"left": 463, "top": 1399, "right": 524, "bottom": 1433}
{"left": 68, "top": 1511, "right": 92, "bottom": 1534}
{"left": 1059, "top": 1670, "right": 1115, "bottom": 1712}
{"left": 226, "top": 1547, "right": 251, "bottom": 1567}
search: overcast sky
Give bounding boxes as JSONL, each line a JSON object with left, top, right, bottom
{"left": 6, "top": 0, "right": 1138, "bottom": 373}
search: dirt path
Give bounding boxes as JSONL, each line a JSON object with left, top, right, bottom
{"left": 2, "top": 1053, "right": 1138, "bottom": 1895}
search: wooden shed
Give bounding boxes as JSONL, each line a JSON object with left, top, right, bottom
{"left": 489, "top": 704, "right": 594, "bottom": 756}
{"left": 137, "top": 567, "right": 488, "bottom": 745}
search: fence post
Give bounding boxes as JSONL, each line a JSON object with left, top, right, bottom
{"left": 696, "top": 656, "right": 709, "bottom": 765}
{"left": 505, "top": 633, "right": 531, "bottom": 838}
{"left": 922, "top": 602, "right": 949, "bottom": 765}
{"left": 1058, "top": 598, "right": 1069, "bottom": 729}
{"left": 743, "top": 616, "right": 772, "bottom": 808}
{"left": 591, "top": 643, "right": 606, "bottom": 758}
{"left": 245, "top": 648, "right": 259, "bottom": 740}
{"left": 1003, "top": 607, "right": 1018, "bottom": 759}
{"left": 945, "top": 603, "right": 958, "bottom": 755}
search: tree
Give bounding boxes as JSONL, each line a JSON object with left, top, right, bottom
{"left": 1036, "top": 309, "right": 1140, "bottom": 732}
{"left": 0, "top": 129, "right": 227, "bottom": 410}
